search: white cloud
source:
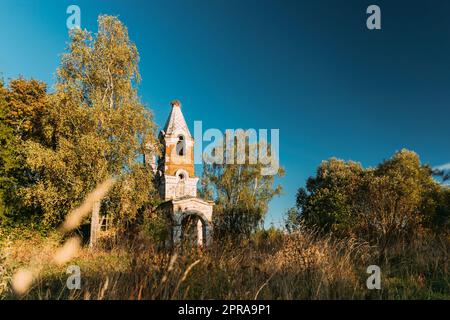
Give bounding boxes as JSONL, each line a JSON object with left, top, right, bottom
{"left": 433, "top": 163, "right": 450, "bottom": 186}
{"left": 434, "top": 163, "right": 450, "bottom": 171}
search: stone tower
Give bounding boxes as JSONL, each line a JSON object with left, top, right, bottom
{"left": 156, "top": 100, "right": 213, "bottom": 246}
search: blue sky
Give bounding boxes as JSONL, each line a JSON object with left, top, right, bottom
{"left": 1, "top": 0, "right": 450, "bottom": 227}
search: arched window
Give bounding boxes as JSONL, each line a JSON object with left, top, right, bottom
{"left": 176, "top": 135, "right": 186, "bottom": 156}
{"left": 177, "top": 172, "right": 186, "bottom": 198}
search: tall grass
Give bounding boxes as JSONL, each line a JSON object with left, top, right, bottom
{"left": 1, "top": 226, "right": 448, "bottom": 300}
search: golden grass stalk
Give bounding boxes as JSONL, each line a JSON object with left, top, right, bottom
{"left": 11, "top": 178, "right": 116, "bottom": 296}
{"left": 171, "top": 259, "right": 201, "bottom": 299}
{"left": 11, "top": 268, "right": 34, "bottom": 296}
{"left": 61, "top": 178, "right": 116, "bottom": 232}
{"left": 53, "top": 237, "right": 81, "bottom": 266}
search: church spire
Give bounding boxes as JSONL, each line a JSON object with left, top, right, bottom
{"left": 162, "top": 100, "right": 192, "bottom": 138}
{"left": 155, "top": 100, "right": 214, "bottom": 248}
{"left": 158, "top": 100, "right": 197, "bottom": 200}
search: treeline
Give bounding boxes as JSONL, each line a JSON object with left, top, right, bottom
{"left": 0, "top": 15, "right": 282, "bottom": 240}
{"left": 286, "top": 150, "right": 450, "bottom": 246}
{"left": 1, "top": 15, "right": 448, "bottom": 247}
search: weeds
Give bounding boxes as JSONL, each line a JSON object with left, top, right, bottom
{"left": 1, "top": 227, "right": 448, "bottom": 300}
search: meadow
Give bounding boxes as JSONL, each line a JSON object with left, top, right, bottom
{"left": 1, "top": 226, "right": 448, "bottom": 300}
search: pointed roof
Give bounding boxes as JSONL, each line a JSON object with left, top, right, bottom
{"left": 162, "top": 100, "right": 192, "bottom": 137}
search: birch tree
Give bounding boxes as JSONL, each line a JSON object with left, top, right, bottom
{"left": 22, "top": 16, "right": 158, "bottom": 228}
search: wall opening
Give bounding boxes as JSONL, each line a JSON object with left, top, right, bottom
{"left": 180, "top": 214, "right": 207, "bottom": 247}
{"left": 176, "top": 135, "right": 186, "bottom": 156}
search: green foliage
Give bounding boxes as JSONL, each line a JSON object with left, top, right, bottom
{"left": 295, "top": 158, "right": 365, "bottom": 235}
{"left": 2, "top": 78, "right": 49, "bottom": 142}
{"left": 140, "top": 210, "right": 171, "bottom": 246}
{"left": 294, "top": 149, "right": 449, "bottom": 243}
{"left": 200, "top": 138, "right": 283, "bottom": 240}
{"left": 1, "top": 16, "right": 159, "bottom": 229}
{"left": 0, "top": 78, "right": 52, "bottom": 226}
{"left": 433, "top": 187, "right": 450, "bottom": 230}
{"left": 251, "top": 226, "right": 285, "bottom": 251}
{"left": 284, "top": 207, "right": 300, "bottom": 233}
{"left": 0, "top": 82, "right": 19, "bottom": 221}
{"left": 24, "top": 16, "right": 155, "bottom": 229}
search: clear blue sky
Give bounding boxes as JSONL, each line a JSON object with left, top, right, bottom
{"left": 1, "top": 0, "right": 450, "bottom": 227}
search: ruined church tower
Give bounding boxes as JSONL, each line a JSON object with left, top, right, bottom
{"left": 155, "top": 100, "right": 213, "bottom": 246}
{"left": 157, "top": 99, "right": 198, "bottom": 200}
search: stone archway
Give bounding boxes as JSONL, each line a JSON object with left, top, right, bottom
{"left": 173, "top": 211, "right": 211, "bottom": 247}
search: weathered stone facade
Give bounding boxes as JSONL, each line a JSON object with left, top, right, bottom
{"left": 89, "top": 100, "right": 213, "bottom": 248}
{"left": 156, "top": 100, "right": 214, "bottom": 246}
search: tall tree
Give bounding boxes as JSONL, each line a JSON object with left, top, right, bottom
{"left": 296, "top": 158, "right": 364, "bottom": 234}
{"left": 295, "top": 149, "right": 445, "bottom": 242}
{"left": 0, "top": 81, "right": 19, "bottom": 221}
{"left": 200, "top": 138, "right": 283, "bottom": 240}
{"left": 359, "top": 150, "right": 438, "bottom": 241}
{"left": 22, "top": 16, "right": 158, "bottom": 228}
{"left": 0, "top": 78, "right": 52, "bottom": 225}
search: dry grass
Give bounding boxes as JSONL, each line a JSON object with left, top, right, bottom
{"left": 1, "top": 227, "right": 448, "bottom": 300}
{"left": 2, "top": 178, "right": 117, "bottom": 296}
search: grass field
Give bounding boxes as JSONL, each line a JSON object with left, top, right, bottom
{"left": 1, "top": 227, "right": 448, "bottom": 300}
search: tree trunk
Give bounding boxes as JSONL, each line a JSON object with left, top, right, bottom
{"left": 89, "top": 200, "right": 101, "bottom": 248}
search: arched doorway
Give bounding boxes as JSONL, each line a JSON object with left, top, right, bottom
{"left": 180, "top": 212, "right": 209, "bottom": 247}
